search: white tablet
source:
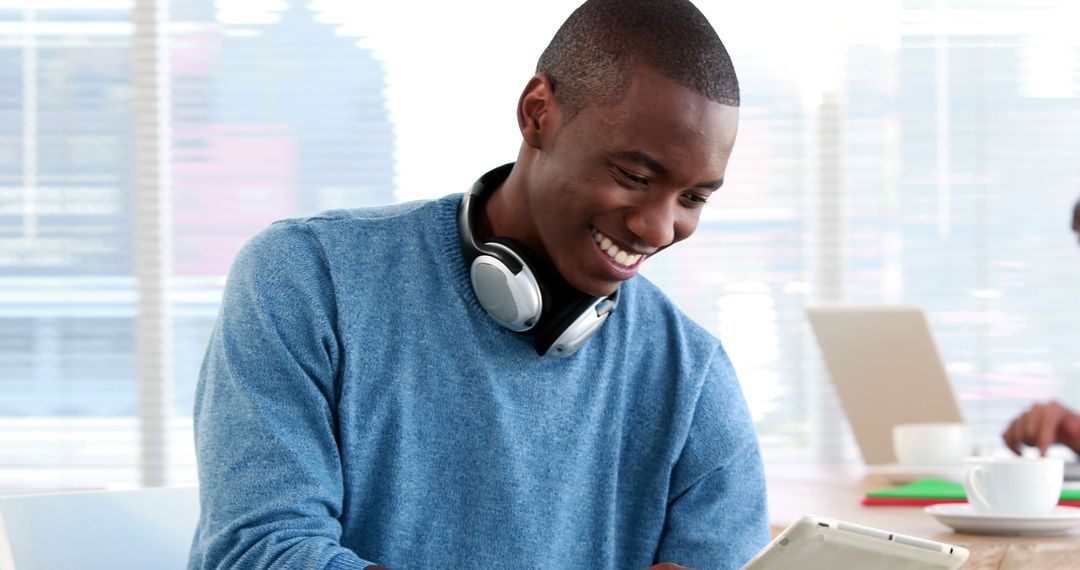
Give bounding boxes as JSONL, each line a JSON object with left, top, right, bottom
{"left": 741, "top": 515, "right": 969, "bottom": 570}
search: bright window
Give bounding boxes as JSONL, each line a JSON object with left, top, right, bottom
{"left": 1, "top": 0, "right": 1079, "bottom": 489}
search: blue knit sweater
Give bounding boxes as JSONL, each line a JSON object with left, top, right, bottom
{"left": 189, "top": 194, "right": 769, "bottom": 570}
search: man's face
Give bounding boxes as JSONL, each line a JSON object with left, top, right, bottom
{"left": 523, "top": 65, "right": 739, "bottom": 297}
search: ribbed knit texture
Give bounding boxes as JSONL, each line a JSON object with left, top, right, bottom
{"left": 189, "top": 194, "right": 769, "bottom": 570}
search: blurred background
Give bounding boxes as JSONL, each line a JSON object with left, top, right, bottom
{"left": 1, "top": 0, "right": 1079, "bottom": 490}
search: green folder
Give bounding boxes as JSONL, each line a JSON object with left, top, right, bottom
{"left": 865, "top": 478, "right": 1080, "bottom": 506}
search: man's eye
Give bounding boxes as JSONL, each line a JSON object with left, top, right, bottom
{"left": 683, "top": 193, "right": 709, "bottom": 206}
{"left": 618, "top": 168, "right": 648, "bottom": 187}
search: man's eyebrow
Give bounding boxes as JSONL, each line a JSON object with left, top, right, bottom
{"left": 613, "top": 150, "right": 725, "bottom": 190}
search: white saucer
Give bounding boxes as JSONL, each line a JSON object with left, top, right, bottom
{"left": 866, "top": 463, "right": 963, "bottom": 484}
{"left": 925, "top": 503, "right": 1080, "bottom": 535}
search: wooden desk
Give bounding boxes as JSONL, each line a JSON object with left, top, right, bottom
{"left": 766, "top": 465, "right": 1080, "bottom": 570}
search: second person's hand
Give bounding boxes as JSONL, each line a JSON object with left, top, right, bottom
{"left": 1002, "top": 400, "right": 1080, "bottom": 456}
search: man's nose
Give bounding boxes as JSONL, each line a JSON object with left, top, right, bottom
{"left": 625, "top": 198, "right": 676, "bottom": 250}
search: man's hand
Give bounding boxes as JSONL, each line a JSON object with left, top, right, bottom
{"left": 1003, "top": 400, "right": 1080, "bottom": 456}
{"left": 647, "top": 564, "right": 697, "bottom": 570}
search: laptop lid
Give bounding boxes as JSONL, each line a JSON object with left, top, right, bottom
{"left": 805, "top": 305, "right": 964, "bottom": 465}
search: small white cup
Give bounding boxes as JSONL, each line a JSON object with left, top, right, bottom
{"left": 892, "top": 422, "right": 972, "bottom": 466}
{"left": 963, "top": 456, "right": 1063, "bottom": 516}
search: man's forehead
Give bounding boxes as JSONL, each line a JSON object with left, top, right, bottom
{"left": 602, "top": 103, "right": 738, "bottom": 156}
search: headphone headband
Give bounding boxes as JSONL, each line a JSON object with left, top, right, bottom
{"left": 458, "top": 163, "right": 519, "bottom": 271}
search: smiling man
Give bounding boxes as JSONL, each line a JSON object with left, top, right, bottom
{"left": 189, "top": 1, "right": 767, "bottom": 569}
{"left": 484, "top": 62, "right": 738, "bottom": 298}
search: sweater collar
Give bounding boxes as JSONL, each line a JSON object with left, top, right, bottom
{"left": 434, "top": 192, "right": 482, "bottom": 313}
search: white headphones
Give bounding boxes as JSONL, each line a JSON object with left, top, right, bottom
{"left": 457, "top": 164, "right": 618, "bottom": 357}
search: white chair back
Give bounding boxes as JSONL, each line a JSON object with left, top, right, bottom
{"left": 0, "top": 486, "right": 199, "bottom": 570}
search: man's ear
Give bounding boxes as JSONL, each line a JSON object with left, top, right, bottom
{"left": 517, "top": 74, "right": 558, "bottom": 150}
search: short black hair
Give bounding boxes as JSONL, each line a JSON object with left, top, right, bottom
{"left": 536, "top": 0, "right": 739, "bottom": 120}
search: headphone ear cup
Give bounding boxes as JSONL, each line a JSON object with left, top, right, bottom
{"left": 470, "top": 258, "right": 539, "bottom": 330}
{"left": 471, "top": 237, "right": 546, "bottom": 331}
{"left": 477, "top": 236, "right": 616, "bottom": 356}
{"left": 486, "top": 237, "right": 617, "bottom": 357}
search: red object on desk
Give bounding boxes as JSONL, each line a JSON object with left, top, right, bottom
{"left": 863, "top": 497, "right": 1080, "bottom": 507}
{"left": 861, "top": 496, "right": 967, "bottom": 507}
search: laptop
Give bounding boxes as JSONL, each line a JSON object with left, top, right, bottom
{"left": 806, "top": 304, "right": 1080, "bottom": 480}
{"left": 805, "top": 305, "right": 964, "bottom": 467}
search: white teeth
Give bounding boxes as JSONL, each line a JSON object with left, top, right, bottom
{"left": 591, "top": 228, "right": 643, "bottom": 268}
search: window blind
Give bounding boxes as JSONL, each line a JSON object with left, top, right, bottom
{"left": 0, "top": 2, "right": 141, "bottom": 490}
{"left": 655, "top": 0, "right": 1080, "bottom": 464}
{"left": 1, "top": 0, "right": 1079, "bottom": 489}
{"left": 0, "top": 0, "right": 395, "bottom": 490}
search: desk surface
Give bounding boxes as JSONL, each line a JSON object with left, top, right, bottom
{"left": 766, "top": 465, "right": 1080, "bottom": 570}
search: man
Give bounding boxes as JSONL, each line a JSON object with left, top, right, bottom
{"left": 1002, "top": 197, "right": 1080, "bottom": 456}
{"left": 189, "top": 1, "right": 768, "bottom": 568}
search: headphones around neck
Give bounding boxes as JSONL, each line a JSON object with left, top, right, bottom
{"left": 458, "top": 163, "right": 618, "bottom": 357}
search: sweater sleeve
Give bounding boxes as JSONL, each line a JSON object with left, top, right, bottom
{"left": 190, "top": 221, "right": 379, "bottom": 570}
{"left": 654, "top": 346, "right": 770, "bottom": 569}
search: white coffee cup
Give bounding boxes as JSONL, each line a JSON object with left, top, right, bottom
{"left": 892, "top": 422, "right": 972, "bottom": 466}
{"left": 963, "top": 456, "right": 1063, "bottom": 516}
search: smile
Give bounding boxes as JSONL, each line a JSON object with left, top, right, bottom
{"left": 591, "top": 228, "right": 644, "bottom": 268}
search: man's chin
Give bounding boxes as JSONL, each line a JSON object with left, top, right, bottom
{"left": 560, "top": 261, "right": 626, "bottom": 297}
{"left": 574, "top": 278, "right": 622, "bottom": 298}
